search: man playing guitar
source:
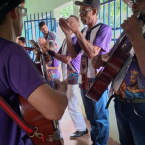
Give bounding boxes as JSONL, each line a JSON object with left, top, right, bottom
{"left": 0, "top": 0, "right": 68, "bottom": 145}
{"left": 92, "top": 0, "right": 145, "bottom": 144}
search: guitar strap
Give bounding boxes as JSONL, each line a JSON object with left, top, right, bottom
{"left": 106, "top": 32, "right": 145, "bottom": 108}
{"left": 109, "top": 32, "right": 145, "bottom": 96}
{"left": 109, "top": 47, "right": 134, "bottom": 97}
{"left": 0, "top": 95, "right": 51, "bottom": 141}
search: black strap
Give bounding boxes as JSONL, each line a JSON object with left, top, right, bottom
{"left": 105, "top": 94, "right": 117, "bottom": 109}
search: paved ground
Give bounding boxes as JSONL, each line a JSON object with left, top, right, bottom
{"left": 61, "top": 108, "right": 120, "bottom": 145}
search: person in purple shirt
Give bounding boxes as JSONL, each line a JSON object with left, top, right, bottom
{"left": 92, "top": 0, "right": 145, "bottom": 145}
{"left": 0, "top": 0, "right": 68, "bottom": 145}
{"left": 55, "top": 15, "right": 88, "bottom": 138}
{"left": 58, "top": 0, "right": 112, "bottom": 144}
{"left": 38, "top": 15, "right": 88, "bottom": 138}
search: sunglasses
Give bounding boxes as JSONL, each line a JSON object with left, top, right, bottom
{"left": 78, "top": 8, "right": 93, "bottom": 15}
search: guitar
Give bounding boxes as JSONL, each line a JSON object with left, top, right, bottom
{"left": 86, "top": 10, "right": 145, "bottom": 102}
{"left": 20, "top": 40, "right": 63, "bottom": 145}
{"left": 19, "top": 96, "right": 63, "bottom": 145}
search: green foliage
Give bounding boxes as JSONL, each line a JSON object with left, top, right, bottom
{"left": 100, "top": 0, "right": 132, "bottom": 27}
{"left": 60, "top": 5, "right": 73, "bottom": 18}
{"left": 99, "top": 0, "right": 132, "bottom": 45}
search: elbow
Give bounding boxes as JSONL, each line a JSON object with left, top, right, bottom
{"left": 55, "top": 96, "right": 68, "bottom": 120}
{"left": 44, "top": 107, "right": 67, "bottom": 121}
{"left": 56, "top": 107, "right": 67, "bottom": 120}
{"left": 44, "top": 113, "right": 62, "bottom": 121}
{"left": 45, "top": 112, "right": 63, "bottom": 121}
{"left": 44, "top": 97, "right": 68, "bottom": 121}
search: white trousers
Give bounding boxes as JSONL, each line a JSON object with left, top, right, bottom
{"left": 66, "top": 84, "right": 86, "bottom": 131}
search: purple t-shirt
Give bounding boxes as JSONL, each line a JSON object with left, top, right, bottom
{"left": 74, "top": 24, "right": 112, "bottom": 55}
{"left": 74, "top": 23, "right": 112, "bottom": 89}
{"left": 0, "top": 38, "right": 47, "bottom": 145}
{"left": 58, "top": 37, "right": 81, "bottom": 84}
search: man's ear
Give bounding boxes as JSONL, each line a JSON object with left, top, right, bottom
{"left": 10, "top": 8, "right": 18, "bottom": 19}
{"left": 93, "top": 8, "right": 98, "bottom": 16}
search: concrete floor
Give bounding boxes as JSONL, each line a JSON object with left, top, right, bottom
{"left": 60, "top": 108, "right": 120, "bottom": 145}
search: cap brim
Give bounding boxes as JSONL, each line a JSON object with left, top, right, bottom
{"left": 75, "top": 1, "right": 91, "bottom": 7}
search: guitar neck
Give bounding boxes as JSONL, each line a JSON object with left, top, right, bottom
{"left": 110, "top": 32, "right": 126, "bottom": 55}
{"left": 40, "top": 54, "right": 50, "bottom": 84}
{"left": 108, "top": 32, "right": 132, "bottom": 64}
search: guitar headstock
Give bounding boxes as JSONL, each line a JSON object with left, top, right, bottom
{"left": 29, "top": 40, "right": 40, "bottom": 53}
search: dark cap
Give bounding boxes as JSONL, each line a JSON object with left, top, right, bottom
{"left": 0, "top": 0, "right": 23, "bottom": 21}
{"left": 75, "top": 0, "right": 101, "bottom": 12}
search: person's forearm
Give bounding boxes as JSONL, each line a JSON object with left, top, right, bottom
{"left": 54, "top": 53, "right": 71, "bottom": 64}
{"left": 131, "top": 38, "right": 145, "bottom": 77}
{"left": 75, "top": 31, "right": 100, "bottom": 59}
{"left": 28, "top": 83, "right": 68, "bottom": 121}
{"left": 66, "top": 34, "right": 78, "bottom": 59}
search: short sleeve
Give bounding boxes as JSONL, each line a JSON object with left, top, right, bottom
{"left": 2, "top": 43, "right": 47, "bottom": 100}
{"left": 93, "top": 24, "right": 112, "bottom": 53}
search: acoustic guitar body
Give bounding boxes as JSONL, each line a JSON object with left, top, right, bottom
{"left": 19, "top": 96, "right": 63, "bottom": 145}
{"left": 86, "top": 50, "right": 129, "bottom": 102}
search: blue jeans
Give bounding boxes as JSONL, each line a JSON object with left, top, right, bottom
{"left": 81, "top": 78, "right": 109, "bottom": 145}
{"left": 114, "top": 98, "right": 145, "bottom": 145}
{"left": 50, "top": 80, "right": 55, "bottom": 88}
